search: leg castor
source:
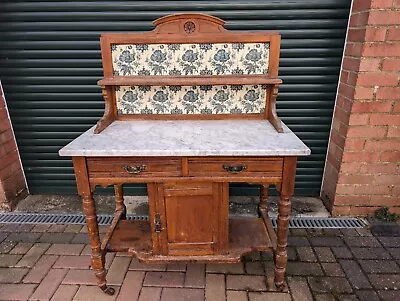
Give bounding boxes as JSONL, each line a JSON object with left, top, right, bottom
{"left": 99, "top": 284, "right": 115, "bottom": 295}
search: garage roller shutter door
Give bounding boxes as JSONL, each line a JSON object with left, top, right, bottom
{"left": 0, "top": 0, "right": 351, "bottom": 195}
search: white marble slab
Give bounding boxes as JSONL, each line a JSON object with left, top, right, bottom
{"left": 59, "top": 120, "right": 311, "bottom": 157}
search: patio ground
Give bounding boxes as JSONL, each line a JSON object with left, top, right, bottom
{"left": 0, "top": 223, "right": 399, "bottom": 301}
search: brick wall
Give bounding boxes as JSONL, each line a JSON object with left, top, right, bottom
{"left": 321, "top": 0, "right": 400, "bottom": 215}
{"left": 0, "top": 81, "right": 28, "bottom": 210}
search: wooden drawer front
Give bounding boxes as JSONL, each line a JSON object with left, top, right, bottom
{"left": 87, "top": 157, "right": 181, "bottom": 178}
{"left": 188, "top": 157, "right": 283, "bottom": 178}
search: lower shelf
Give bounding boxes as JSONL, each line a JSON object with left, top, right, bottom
{"left": 107, "top": 217, "right": 273, "bottom": 263}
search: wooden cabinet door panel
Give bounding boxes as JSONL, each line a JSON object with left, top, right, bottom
{"left": 150, "top": 182, "right": 229, "bottom": 256}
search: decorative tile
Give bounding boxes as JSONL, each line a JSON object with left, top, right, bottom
{"left": 116, "top": 84, "right": 266, "bottom": 115}
{"left": 111, "top": 43, "right": 269, "bottom": 76}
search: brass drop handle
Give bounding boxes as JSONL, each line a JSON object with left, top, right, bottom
{"left": 123, "top": 165, "right": 146, "bottom": 174}
{"left": 223, "top": 164, "right": 247, "bottom": 174}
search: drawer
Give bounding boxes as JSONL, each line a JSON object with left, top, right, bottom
{"left": 187, "top": 157, "right": 283, "bottom": 178}
{"left": 87, "top": 157, "right": 181, "bottom": 178}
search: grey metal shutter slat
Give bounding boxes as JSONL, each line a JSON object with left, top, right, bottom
{"left": 0, "top": 0, "right": 351, "bottom": 196}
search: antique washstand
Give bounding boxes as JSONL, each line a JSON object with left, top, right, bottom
{"left": 59, "top": 13, "right": 310, "bottom": 295}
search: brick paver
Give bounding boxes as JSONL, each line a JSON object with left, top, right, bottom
{"left": 0, "top": 283, "right": 37, "bottom": 300}
{"left": 0, "top": 222, "right": 397, "bottom": 301}
{"left": 160, "top": 288, "right": 204, "bottom": 301}
{"left": 0, "top": 267, "right": 29, "bottom": 283}
{"left": 29, "top": 268, "right": 68, "bottom": 300}
{"left": 205, "top": 274, "right": 225, "bottom": 301}
{"left": 226, "top": 291, "right": 247, "bottom": 301}
{"left": 16, "top": 243, "right": 50, "bottom": 268}
{"left": 23, "top": 255, "right": 58, "bottom": 283}
{"left": 50, "top": 285, "right": 78, "bottom": 301}
{"left": 138, "top": 287, "right": 162, "bottom": 301}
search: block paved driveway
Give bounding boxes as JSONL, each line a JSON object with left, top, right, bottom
{"left": 0, "top": 223, "right": 399, "bottom": 301}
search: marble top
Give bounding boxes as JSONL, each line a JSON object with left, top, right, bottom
{"left": 59, "top": 120, "right": 311, "bottom": 157}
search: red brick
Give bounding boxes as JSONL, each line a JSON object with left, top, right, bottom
{"left": 342, "top": 151, "right": 380, "bottom": 162}
{"left": 347, "top": 127, "right": 386, "bottom": 138}
{"left": 349, "top": 114, "right": 370, "bottom": 125}
{"left": 359, "top": 163, "right": 399, "bottom": 174}
{"left": 342, "top": 57, "right": 361, "bottom": 72}
{"left": 347, "top": 29, "right": 366, "bottom": 42}
{"left": 363, "top": 43, "right": 400, "bottom": 57}
{"left": 50, "top": 284, "right": 78, "bottom": 301}
{"left": 0, "top": 129, "right": 14, "bottom": 145}
{"left": 330, "top": 130, "right": 346, "bottom": 149}
{"left": 380, "top": 151, "right": 400, "bottom": 162}
{"left": 0, "top": 284, "right": 37, "bottom": 300}
{"left": 352, "top": 0, "right": 372, "bottom": 12}
{"left": 344, "top": 138, "right": 366, "bottom": 150}
{"left": 29, "top": 268, "right": 68, "bottom": 301}
{"left": 376, "top": 87, "right": 400, "bottom": 100}
{"left": 369, "top": 196, "right": 400, "bottom": 206}
{"left": 338, "top": 174, "right": 374, "bottom": 185}
{"left": 334, "top": 195, "right": 370, "bottom": 206}
{"left": 383, "top": 58, "right": 400, "bottom": 71}
{"left": 388, "top": 127, "right": 400, "bottom": 137}
{"left": 336, "top": 184, "right": 395, "bottom": 195}
{"left": 347, "top": 72, "right": 359, "bottom": 87}
{"left": 345, "top": 43, "right": 364, "bottom": 57}
{"left": 393, "top": 102, "right": 400, "bottom": 112}
{"left": 387, "top": 27, "right": 400, "bottom": 41}
{"left": 359, "top": 58, "right": 381, "bottom": 72}
{"left": 374, "top": 174, "right": 400, "bottom": 184}
{"left": 333, "top": 106, "right": 351, "bottom": 125}
{"left": 117, "top": 271, "right": 144, "bottom": 301}
{"left": 352, "top": 101, "right": 392, "bottom": 113}
{"left": 356, "top": 73, "right": 399, "bottom": 86}
{"left": 365, "top": 139, "right": 400, "bottom": 150}
{"left": 340, "top": 70, "right": 349, "bottom": 84}
{"left": 371, "top": 0, "right": 395, "bottom": 8}
{"left": 338, "top": 83, "right": 355, "bottom": 99}
{"left": 354, "top": 87, "right": 374, "bottom": 100}
{"left": 349, "top": 11, "right": 370, "bottom": 27}
{"left": 333, "top": 206, "right": 380, "bottom": 216}
{"left": 368, "top": 11, "right": 400, "bottom": 25}
{"left": 370, "top": 114, "right": 400, "bottom": 125}
{"left": 336, "top": 94, "right": 353, "bottom": 112}
{"left": 365, "top": 27, "right": 387, "bottom": 41}
{"left": 340, "top": 162, "right": 362, "bottom": 173}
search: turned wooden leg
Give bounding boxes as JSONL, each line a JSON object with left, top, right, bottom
{"left": 73, "top": 157, "right": 115, "bottom": 295}
{"left": 114, "top": 184, "right": 127, "bottom": 219}
{"left": 274, "top": 157, "right": 296, "bottom": 291}
{"left": 259, "top": 184, "right": 269, "bottom": 210}
{"left": 82, "top": 196, "right": 115, "bottom": 295}
{"left": 274, "top": 195, "right": 291, "bottom": 290}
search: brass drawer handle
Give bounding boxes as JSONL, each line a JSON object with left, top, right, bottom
{"left": 123, "top": 165, "right": 146, "bottom": 174}
{"left": 223, "top": 164, "right": 247, "bottom": 174}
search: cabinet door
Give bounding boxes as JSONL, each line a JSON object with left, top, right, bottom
{"left": 149, "top": 182, "right": 228, "bottom": 256}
